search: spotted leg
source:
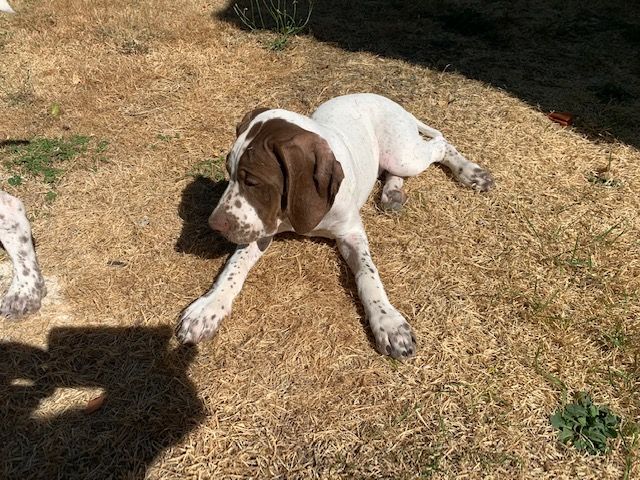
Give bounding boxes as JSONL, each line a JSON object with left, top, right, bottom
{"left": 0, "top": 192, "right": 46, "bottom": 319}
{"left": 176, "top": 237, "right": 271, "bottom": 344}
{"left": 424, "top": 138, "right": 494, "bottom": 192}
{"left": 336, "top": 226, "right": 416, "bottom": 359}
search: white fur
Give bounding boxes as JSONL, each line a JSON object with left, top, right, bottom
{"left": 0, "top": 0, "right": 15, "bottom": 13}
{"left": 0, "top": 191, "right": 46, "bottom": 318}
{"left": 177, "top": 94, "right": 493, "bottom": 358}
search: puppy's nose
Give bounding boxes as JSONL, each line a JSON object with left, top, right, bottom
{"left": 208, "top": 213, "right": 229, "bottom": 233}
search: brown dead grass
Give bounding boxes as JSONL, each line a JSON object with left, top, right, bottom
{"left": 1, "top": 0, "right": 639, "bottom": 478}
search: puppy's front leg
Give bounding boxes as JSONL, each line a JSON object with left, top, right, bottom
{"left": 176, "top": 238, "right": 271, "bottom": 344}
{"left": 0, "top": 192, "right": 46, "bottom": 319}
{"left": 337, "top": 228, "right": 416, "bottom": 359}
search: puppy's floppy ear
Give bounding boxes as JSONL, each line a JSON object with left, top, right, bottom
{"left": 275, "top": 132, "right": 344, "bottom": 234}
{"left": 236, "top": 107, "right": 271, "bottom": 137}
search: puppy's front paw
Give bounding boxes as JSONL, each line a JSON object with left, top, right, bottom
{"left": 175, "top": 296, "right": 228, "bottom": 345}
{"left": 370, "top": 308, "right": 417, "bottom": 360}
{"left": 1, "top": 277, "right": 46, "bottom": 320}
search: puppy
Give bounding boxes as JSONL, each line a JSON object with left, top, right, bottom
{"left": 176, "top": 93, "right": 493, "bottom": 359}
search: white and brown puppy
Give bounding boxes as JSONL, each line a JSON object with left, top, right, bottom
{"left": 176, "top": 93, "right": 493, "bottom": 359}
{"left": 0, "top": 191, "right": 46, "bottom": 318}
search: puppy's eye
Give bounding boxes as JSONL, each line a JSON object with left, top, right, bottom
{"left": 244, "top": 173, "right": 260, "bottom": 187}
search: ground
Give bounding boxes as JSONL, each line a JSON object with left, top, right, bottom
{"left": 1, "top": 1, "right": 639, "bottom": 479}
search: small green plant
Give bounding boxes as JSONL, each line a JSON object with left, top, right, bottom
{"left": 602, "top": 324, "right": 626, "bottom": 350}
{"left": 564, "top": 234, "right": 593, "bottom": 269}
{"left": 156, "top": 133, "right": 179, "bottom": 142}
{"left": 268, "top": 35, "right": 290, "bottom": 51}
{"left": 45, "top": 190, "right": 57, "bottom": 203}
{"left": 550, "top": 392, "right": 620, "bottom": 455}
{"left": 7, "top": 174, "right": 22, "bottom": 186}
{"left": 234, "top": 0, "right": 313, "bottom": 50}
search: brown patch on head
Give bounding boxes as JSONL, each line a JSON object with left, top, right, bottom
{"left": 236, "top": 107, "right": 271, "bottom": 137}
{"left": 236, "top": 118, "right": 344, "bottom": 235}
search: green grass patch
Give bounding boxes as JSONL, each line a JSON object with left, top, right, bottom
{"left": 551, "top": 392, "right": 620, "bottom": 455}
{"left": 1, "top": 136, "right": 110, "bottom": 198}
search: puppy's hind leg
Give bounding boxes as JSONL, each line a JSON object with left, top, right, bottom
{"left": 380, "top": 173, "right": 407, "bottom": 212}
{"left": 378, "top": 119, "right": 445, "bottom": 212}
{"left": 430, "top": 140, "right": 495, "bottom": 192}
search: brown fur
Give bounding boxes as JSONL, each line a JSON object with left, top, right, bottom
{"left": 235, "top": 108, "right": 271, "bottom": 137}
{"left": 235, "top": 118, "right": 344, "bottom": 234}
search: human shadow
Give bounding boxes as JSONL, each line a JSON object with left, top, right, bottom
{"left": 175, "top": 175, "right": 236, "bottom": 259}
{"left": 0, "top": 326, "right": 205, "bottom": 480}
{"left": 218, "top": 0, "right": 640, "bottom": 148}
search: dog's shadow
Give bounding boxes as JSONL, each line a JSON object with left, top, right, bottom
{"left": 174, "top": 175, "right": 236, "bottom": 259}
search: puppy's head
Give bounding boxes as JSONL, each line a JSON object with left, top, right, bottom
{"left": 208, "top": 108, "right": 344, "bottom": 244}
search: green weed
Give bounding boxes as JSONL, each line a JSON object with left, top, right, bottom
{"left": 2, "top": 136, "right": 89, "bottom": 184}
{"left": 234, "top": 0, "right": 313, "bottom": 50}
{"left": 550, "top": 392, "right": 620, "bottom": 455}
{"left": 602, "top": 323, "right": 626, "bottom": 350}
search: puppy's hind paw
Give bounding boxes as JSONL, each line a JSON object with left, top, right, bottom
{"left": 468, "top": 167, "right": 495, "bottom": 192}
{"left": 381, "top": 189, "right": 407, "bottom": 212}
{"left": 457, "top": 165, "right": 495, "bottom": 192}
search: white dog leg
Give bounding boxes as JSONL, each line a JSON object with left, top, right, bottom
{"left": 0, "top": 192, "right": 46, "bottom": 319}
{"left": 176, "top": 238, "right": 271, "bottom": 344}
{"left": 337, "top": 226, "right": 416, "bottom": 359}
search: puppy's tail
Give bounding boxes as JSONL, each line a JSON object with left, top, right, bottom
{"left": 415, "top": 119, "right": 443, "bottom": 139}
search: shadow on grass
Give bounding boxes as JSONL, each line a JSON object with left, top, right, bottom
{"left": 0, "top": 326, "right": 205, "bottom": 480}
{"left": 175, "top": 175, "right": 236, "bottom": 259}
{"left": 219, "top": 0, "right": 640, "bottom": 147}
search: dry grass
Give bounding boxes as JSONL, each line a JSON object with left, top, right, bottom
{"left": 1, "top": 0, "right": 639, "bottom": 478}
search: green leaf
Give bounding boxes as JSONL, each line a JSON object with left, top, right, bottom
{"left": 550, "top": 412, "right": 566, "bottom": 429}
{"left": 558, "top": 428, "right": 573, "bottom": 443}
{"left": 549, "top": 391, "right": 621, "bottom": 455}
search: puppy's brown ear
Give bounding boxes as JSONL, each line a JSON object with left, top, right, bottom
{"left": 236, "top": 107, "right": 271, "bottom": 137}
{"left": 275, "top": 132, "right": 344, "bottom": 234}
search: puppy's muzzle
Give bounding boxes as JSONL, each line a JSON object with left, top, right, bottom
{"left": 208, "top": 212, "right": 230, "bottom": 235}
